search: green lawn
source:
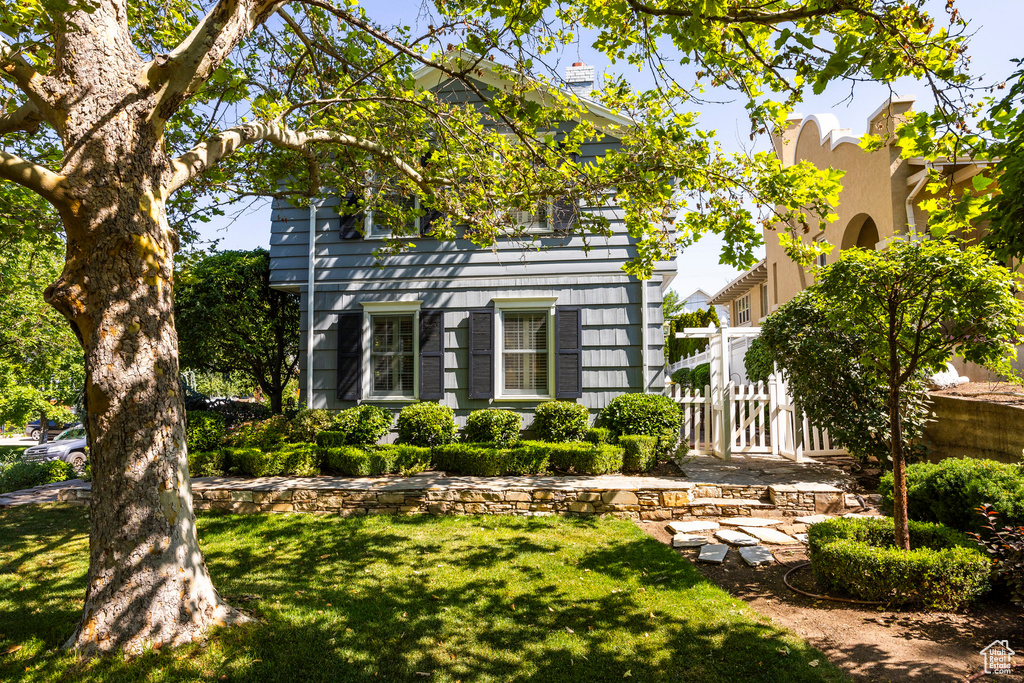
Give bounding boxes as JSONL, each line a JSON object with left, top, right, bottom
{"left": 0, "top": 505, "right": 845, "bottom": 682}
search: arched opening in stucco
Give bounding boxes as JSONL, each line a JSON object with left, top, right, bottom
{"left": 841, "top": 214, "right": 880, "bottom": 251}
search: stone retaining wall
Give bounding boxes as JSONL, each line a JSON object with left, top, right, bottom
{"left": 57, "top": 479, "right": 847, "bottom": 520}
{"left": 923, "top": 393, "right": 1024, "bottom": 464}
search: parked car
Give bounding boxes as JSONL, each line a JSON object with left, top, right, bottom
{"left": 23, "top": 419, "right": 76, "bottom": 440}
{"left": 22, "top": 424, "right": 88, "bottom": 473}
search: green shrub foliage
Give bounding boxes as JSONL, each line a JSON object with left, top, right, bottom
{"left": 545, "top": 442, "right": 624, "bottom": 475}
{"left": 669, "top": 367, "right": 691, "bottom": 386}
{"left": 186, "top": 410, "right": 226, "bottom": 453}
{"left": 289, "top": 409, "right": 336, "bottom": 443}
{"left": 879, "top": 458, "right": 1024, "bottom": 532}
{"left": 0, "top": 459, "right": 76, "bottom": 493}
{"left": 665, "top": 306, "right": 719, "bottom": 364}
{"left": 322, "top": 445, "right": 430, "bottom": 476}
{"left": 331, "top": 405, "right": 393, "bottom": 445}
{"left": 599, "top": 393, "right": 682, "bottom": 457}
{"left": 585, "top": 427, "right": 611, "bottom": 445}
{"left": 690, "top": 363, "right": 710, "bottom": 392}
{"left": 226, "top": 447, "right": 286, "bottom": 477}
{"left": 322, "top": 446, "right": 376, "bottom": 477}
{"left": 432, "top": 443, "right": 506, "bottom": 476}
{"left": 397, "top": 403, "right": 458, "bottom": 447}
{"left": 619, "top": 435, "right": 658, "bottom": 473}
{"left": 970, "top": 504, "right": 1024, "bottom": 606}
{"left": 188, "top": 450, "right": 226, "bottom": 477}
{"left": 465, "top": 409, "right": 522, "bottom": 447}
{"left": 807, "top": 516, "right": 989, "bottom": 610}
{"left": 375, "top": 445, "right": 432, "bottom": 475}
{"left": 532, "top": 400, "right": 589, "bottom": 443}
{"left": 743, "top": 336, "right": 774, "bottom": 385}
{"left": 227, "top": 414, "right": 292, "bottom": 450}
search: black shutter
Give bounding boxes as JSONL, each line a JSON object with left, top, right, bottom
{"left": 555, "top": 306, "right": 583, "bottom": 399}
{"left": 419, "top": 310, "right": 445, "bottom": 400}
{"left": 420, "top": 205, "right": 443, "bottom": 238}
{"left": 550, "top": 197, "right": 577, "bottom": 231}
{"left": 338, "top": 191, "right": 364, "bottom": 239}
{"left": 467, "top": 308, "right": 494, "bottom": 400}
{"left": 336, "top": 311, "right": 362, "bottom": 400}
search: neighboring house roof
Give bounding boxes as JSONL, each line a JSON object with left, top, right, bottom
{"left": 412, "top": 50, "right": 635, "bottom": 134}
{"left": 709, "top": 260, "right": 767, "bottom": 306}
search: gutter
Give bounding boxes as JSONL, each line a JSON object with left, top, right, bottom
{"left": 640, "top": 279, "right": 649, "bottom": 392}
{"left": 306, "top": 201, "right": 317, "bottom": 409}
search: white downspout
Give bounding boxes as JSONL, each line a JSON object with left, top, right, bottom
{"left": 906, "top": 162, "right": 930, "bottom": 238}
{"left": 640, "top": 279, "right": 649, "bottom": 392}
{"left": 306, "top": 201, "right": 317, "bottom": 409}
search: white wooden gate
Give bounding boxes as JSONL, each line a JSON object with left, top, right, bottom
{"left": 670, "top": 325, "right": 848, "bottom": 461}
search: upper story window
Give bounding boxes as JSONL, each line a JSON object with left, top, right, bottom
{"left": 366, "top": 193, "right": 418, "bottom": 239}
{"left": 735, "top": 293, "right": 751, "bottom": 326}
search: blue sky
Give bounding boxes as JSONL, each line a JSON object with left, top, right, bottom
{"left": 197, "top": 0, "right": 1023, "bottom": 301}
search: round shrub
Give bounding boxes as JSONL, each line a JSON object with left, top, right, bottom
{"left": 690, "top": 363, "right": 710, "bottom": 391}
{"left": 807, "top": 516, "right": 990, "bottom": 610}
{"left": 670, "top": 367, "right": 691, "bottom": 386}
{"left": 186, "top": 410, "right": 226, "bottom": 452}
{"left": 465, "top": 409, "right": 522, "bottom": 447}
{"left": 532, "top": 400, "right": 589, "bottom": 443}
{"left": 879, "top": 457, "right": 1024, "bottom": 532}
{"left": 289, "top": 409, "right": 336, "bottom": 443}
{"left": 397, "top": 402, "right": 457, "bottom": 447}
{"left": 619, "top": 434, "right": 658, "bottom": 473}
{"left": 331, "top": 405, "right": 394, "bottom": 445}
{"left": 598, "top": 392, "right": 682, "bottom": 457}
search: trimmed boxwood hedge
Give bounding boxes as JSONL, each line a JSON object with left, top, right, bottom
{"left": 431, "top": 442, "right": 551, "bottom": 476}
{"left": 879, "top": 457, "right": 1024, "bottom": 532}
{"left": 807, "top": 516, "right": 990, "bottom": 610}
{"left": 619, "top": 434, "right": 658, "bottom": 473}
{"left": 545, "top": 442, "right": 624, "bottom": 475}
{"left": 321, "top": 445, "right": 432, "bottom": 477}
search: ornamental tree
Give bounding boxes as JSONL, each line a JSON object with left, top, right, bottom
{"left": 767, "top": 239, "right": 1024, "bottom": 550}
{"left": 175, "top": 249, "right": 299, "bottom": 414}
{"left": 0, "top": 0, "right": 974, "bottom": 654}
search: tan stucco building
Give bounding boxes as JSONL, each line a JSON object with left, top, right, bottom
{"left": 710, "top": 95, "right": 992, "bottom": 336}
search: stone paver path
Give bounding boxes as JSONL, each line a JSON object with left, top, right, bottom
{"left": 739, "top": 526, "right": 800, "bottom": 545}
{"left": 698, "top": 544, "right": 729, "bottom": 564}
{"left": 668, "top": 520, "right": 719, "bottom": 533}
{"left": 719, "top": 516, "right": 783, "bottom": 527}
{"left": 671, "top": 534, "right": 708, "bottom": 547}
{"left": 714, "top": 529, "right": 759, "bottom": 546}
{"left": 739, "top": 546, "right": 775, "bottom": 566}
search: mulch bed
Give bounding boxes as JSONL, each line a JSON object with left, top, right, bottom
{"left": 637, "top": 519, "right": 1024, "bottom": 682}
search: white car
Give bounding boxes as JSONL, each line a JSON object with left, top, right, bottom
{"left": 22, "top": 424, "right": 88, "bottom": 473}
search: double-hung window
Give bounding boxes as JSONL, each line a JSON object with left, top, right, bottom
{"left": 360, "top": 301, "right": 421, "bottom": 400}
{"left": 735, "top": 293, "right": 751, "bottom": 326}
{"left": 493, "top": 297, "right": 556, "bottom": 399}
{"left": 366, "top": 192, "right": 418, "bottom": 239}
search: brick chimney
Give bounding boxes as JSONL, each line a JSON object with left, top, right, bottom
{"left": 565, "top": 61, "right": 596, "bottom": 96}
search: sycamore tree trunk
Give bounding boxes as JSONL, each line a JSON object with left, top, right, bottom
{"left": 37, "top": 1, "right": 243, "bottom": 654}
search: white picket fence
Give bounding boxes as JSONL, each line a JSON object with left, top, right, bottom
{"left": 669, "top": 325, "right": 847, "bottom": 461}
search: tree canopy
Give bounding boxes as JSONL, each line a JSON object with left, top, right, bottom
{"left": 763, "top": 239, "right": 1024, "bottom": 549}
{"left": 175, "top": 249, "right": 300, "bottom": 414}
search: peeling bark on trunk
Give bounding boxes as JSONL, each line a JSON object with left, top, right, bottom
{"left": 36, "top": 1, "right": 244, "bottom": 654}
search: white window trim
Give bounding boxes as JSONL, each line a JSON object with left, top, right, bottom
{"left": 360, "top": 300, "right": 422, "bottom": 401}
{"left": 493, "top": 296, "right": 557, "bottom": 401}
{"left": 735, "top": 293, "right": 751, "bottom": 327}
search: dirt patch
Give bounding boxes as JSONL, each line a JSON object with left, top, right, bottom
{"left": 932, "top": 381, "right": 1024, "bottom": 408}
{"left": 638, "top": 519, "right": 1024, "bottom": 682}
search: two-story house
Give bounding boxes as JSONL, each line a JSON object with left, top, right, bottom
{"left": 267, "top": 55, "right": 677, "bottom": 430}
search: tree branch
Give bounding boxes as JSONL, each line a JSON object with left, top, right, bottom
{"left": 0, "top": 148, "right": 69, "bottom": 207}
{"left": 140, "top": 0, "right": 285, "bottom": 119}
{"left": 623, "top": 0, "right": 857, "bottom": 24}
{"left": 0, "top": 39, "right": 60, "bottom": 129}
{"left": 0, "top": 102, "right": 44, "bottom": 136}
{"left": 166, "top": 121, "right": 425, "bottom": 195}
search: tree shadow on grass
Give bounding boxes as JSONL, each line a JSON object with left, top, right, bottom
{"left": 0, "top": 507, "right": 843, "bottom": 683}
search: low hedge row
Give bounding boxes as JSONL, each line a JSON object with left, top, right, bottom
{"left": 807, "top": 516, "right": 990, "bottom": 610}
{"left": 0, "top": 459, "right": 76, "bottom": 494}
{"left": 879, "top": 457, "right": 1024, "bottom": 532}
{"left": 322, "top": 445, "right": 432, "bottom": 477}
